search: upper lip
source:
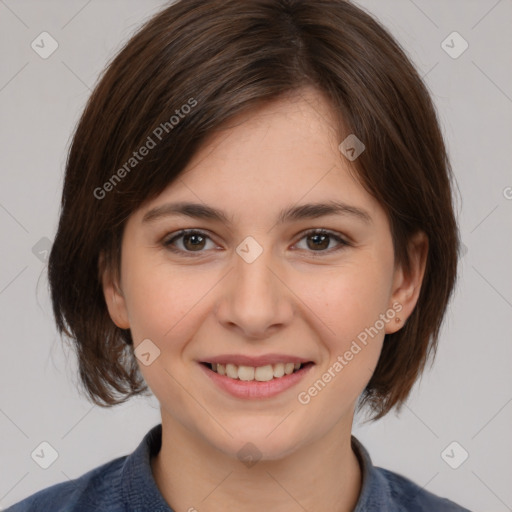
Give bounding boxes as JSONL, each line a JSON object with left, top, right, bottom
{"left": 200, "top": 354, "right": 313, "bottom": 367}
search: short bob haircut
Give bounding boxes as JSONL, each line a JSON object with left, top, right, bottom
{"left": 48, "top": 0, "right": 460, "bottom": 420}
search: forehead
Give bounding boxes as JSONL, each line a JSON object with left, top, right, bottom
{"left": 133, "top": 87, "right": 385, "bottom": 227}
{"left": 186, "top": 86, "right": 343, "bottom": 170}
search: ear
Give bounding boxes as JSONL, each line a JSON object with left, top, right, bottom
{"left": 98, "top": 250, "right": 130, "bottom": 329}
{"left": 385, "top": 231, "right": 428, "bottom": 334}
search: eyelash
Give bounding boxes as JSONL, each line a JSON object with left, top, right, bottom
{"left": 162, "top": 228, "right": 351, "bottom": 258}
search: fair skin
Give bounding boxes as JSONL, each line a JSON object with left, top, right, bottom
{"left": 102, "top": 86, "right": 427, "bottom": 512}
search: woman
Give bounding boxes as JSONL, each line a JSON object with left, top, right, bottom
{"left": 6, "top": 0, "right": 470, "bottom": 510}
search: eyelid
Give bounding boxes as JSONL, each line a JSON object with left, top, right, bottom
{"left": 162, "top": 227, "right": 351, "bottom": 257}
{"left": 163, "top": 229, "right": 219, "bottom": 255}
{"left": 293, "top": 228, "right": 351, "bottom": 255}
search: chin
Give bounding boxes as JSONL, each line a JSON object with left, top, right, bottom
{"left": 213, "top": 423, "right": 304, "bottom": 463}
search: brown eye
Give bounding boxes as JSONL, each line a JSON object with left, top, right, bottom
{"left": 182, "top": 233, "right": 207, "bottom": 251}
{"left": 164, "top": 229, "right": 216, "bottom": 255}
{"left": 306, "top": 232, "right": 330, "bottom": 250}
{"left": 294, "top": 229, "right": 350, "bottom": 254}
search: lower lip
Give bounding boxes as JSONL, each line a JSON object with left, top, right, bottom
{"left": 198, "top": 362, "right": 314, "bottom": 399}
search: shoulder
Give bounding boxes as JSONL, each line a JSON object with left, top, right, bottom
{"left": 373, "top": 466, "right": 472, "bottom": 511}
{"left": 351, "top": 435, "right": 472, "bottom": 512}
{"left": 5, "top": 424, "right": 167, "bottom": 512}
{"left": 4, "top": 456, "right": 128, "bottom": 512}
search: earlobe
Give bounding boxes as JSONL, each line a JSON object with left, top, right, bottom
{"left": 99, "top": 251, "right": 131, "bottom": 330}
{"left": 386, "top": 231, "right": 428, "bottom": 334}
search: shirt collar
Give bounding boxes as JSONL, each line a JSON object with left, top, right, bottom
{"left": 120, "top": 423, "right": 390, "bottom": 512}
{"left": 351, "top": 435, "right": 393, "bottom": 511}
{"left": 121, "top": 423, "right": 173, "bottom": 511}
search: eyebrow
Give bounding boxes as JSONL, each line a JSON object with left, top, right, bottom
{"left": 142, "top": 200, "right": 372, "bottom": 226}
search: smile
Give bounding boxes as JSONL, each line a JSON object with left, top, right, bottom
{"left": 199, "top": 361, "right": 315, "bottom": 399}
{"left": 203, "top": 361, "right": 304, "bottom": 381}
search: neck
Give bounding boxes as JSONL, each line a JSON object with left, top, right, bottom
{"left": 151, "top": 412, "right": 362, "bottom": 512}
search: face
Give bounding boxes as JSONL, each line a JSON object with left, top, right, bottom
{"left": 102, "top": 86, "right": 426, "bottom": 461}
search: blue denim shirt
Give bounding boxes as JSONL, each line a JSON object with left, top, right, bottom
{"left": 5, "top": 423, "right": 471, "bottom": 511}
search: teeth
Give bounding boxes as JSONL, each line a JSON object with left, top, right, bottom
{"left": 210, "top": 362, "right": 304, "bottom": 381}
{"left": 226, "top": 363, "right": 238, "bottom": 379}
{"left": 273, "top": 363, "right": 285, "bottom": 378}
{"left": 238, "top": 365, "right": 255, "bottom": 381}
{"left": 254, "top": 365, "right": 274, "bottom": 381}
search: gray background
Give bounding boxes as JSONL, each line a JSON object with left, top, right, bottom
{"left": 0, "top": 1, "right": 511, "bottom": 510}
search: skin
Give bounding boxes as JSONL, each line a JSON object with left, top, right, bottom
{"left": 102, "top": 86, "right": 428, "bottom": 512}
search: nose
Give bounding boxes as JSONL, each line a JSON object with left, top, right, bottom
{"left": 214, "top": 240, "right": 294, "bottom": 339}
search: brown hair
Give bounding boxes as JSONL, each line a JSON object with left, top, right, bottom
{"left": 48, "top": 0, "right": 460, "bottom": 420}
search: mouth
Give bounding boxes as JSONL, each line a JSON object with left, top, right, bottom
{"left": 199, "top": 361, "right": 315, "bottom": 382}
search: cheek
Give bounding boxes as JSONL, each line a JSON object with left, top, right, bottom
{"left": 120, "top": 257, "right": 205, "bottom": 404}
{"left": 121, "top": 254, "right": 215, "bottom": 345}
{"left": 294, "top": 264, "right": 392, "bottom": 417}
{"left": 120, "top": 249, "right": 177, "bottom": 340}
{"left": 303, "top": 257, "right": 393, "bottom": 340}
